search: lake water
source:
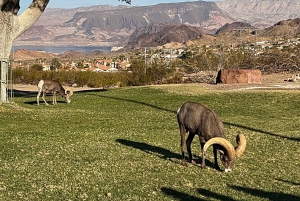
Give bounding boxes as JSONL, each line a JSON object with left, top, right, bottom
{"left": 12, "top": 45, "right": 112, "bottom": 54}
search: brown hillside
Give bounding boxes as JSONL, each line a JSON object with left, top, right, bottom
{"left": 11, "top": 49, "right": 56, "bottom": 61}
{"left": 127, "top": 24, "right": 203, "bottom": 48}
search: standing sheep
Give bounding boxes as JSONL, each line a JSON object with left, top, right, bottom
{"left": 177, "top": 101, "right": 246, "bottom": 172}
{"left": 37, "top": 80, "right": 73, "bottom": 106}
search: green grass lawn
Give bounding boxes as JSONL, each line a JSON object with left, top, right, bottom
{"left": 0, "top": 85, "right": 299, "bottom": 200}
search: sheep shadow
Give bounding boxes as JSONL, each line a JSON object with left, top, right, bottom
{"left": 161, "top": 185, "right": 300, "bottom": 201}
{"left": 160, "top": 187, "right": 236, "bottom": 201}
{"left": 116, "top": 139, "right": 214, "bottom": 169}
{"left": 160, "top": 187, "right": 206, "bottom": 201}
{"left": 29, "top": 100, "right": 67, "bottom": 106}
{"left": 230, "top": 185, "right": 300, "bottom": 201}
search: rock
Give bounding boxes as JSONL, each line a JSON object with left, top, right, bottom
{"left": 216, "top": 69, "right": 262, "bottom": 84}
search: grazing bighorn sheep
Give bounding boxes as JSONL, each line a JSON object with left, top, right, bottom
{"left": 37, "top": 80, "right": 73, "bottom": 106}
{"left": 177, "top": 101, "right": 246, "bottom": 172}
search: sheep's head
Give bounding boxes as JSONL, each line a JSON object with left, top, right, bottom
{"left": 64, "top": 88, "right": 73, "bottom": 103}
{"left": 203, "top": 134, "right": 246, "bottom": 172}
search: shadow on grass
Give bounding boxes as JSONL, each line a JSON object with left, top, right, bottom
{"left": 197, "top": 188, "right": 236, "bottom": 201}
{"left": 230, "top": 185, "right": 300, "bottom": 201}
{"left": 224, "top": 122, "right": 300, "bottom": 142}
{"left": 24, "top": 100, "right": 68, "bottom": 106}
{"left": 160, "top": 187, "right": 237, "bottom": 201}
{"left": 13, "top": 88, "right": 300, "bottom": 142}
{"left": 12, "top": 88, "right": 107, "bottom": 106}
{"left": 12, "top": 89, "right": 37, "bottom": 97}
{"left": 98, "top": 93, "right": 300, "bottom": 142}
{"left": 93, "top": 94, "right": 177, "bottom": 114}
{"left": 160, "top": 187, "right": 205, "bottom": 201}
{"left": 162, "top": 185, "right": 300, "bottom": 201}
{"left": 12, "top": 88, "right": 107, "bottom": 97}
{"left": 116, "top": 139, "right": 214, "bottom": 168}
{"left": 275, "top": 178, "right": 300, "bottom": 186}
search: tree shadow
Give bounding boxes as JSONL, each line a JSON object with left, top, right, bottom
{"left": 11, "top": 89, "right": 37, "bottom": 97}
{"left": 92, "top": 94, "right": 177, "bottom": 114}
{"left": 116, "top": 139, "right": 214, "bottom": 168}
{"left": 275, "top": 178, "right": 300, "bottom": 186}
{"left": 230, "top": 185, "right": 300, "bottom": 201}
{"left": 14, "top": 87, "right": 299, "bottom": 142}
{"left": 224, "top": 122, "right": 300, "bottom": 142}
{"left": 93, "top": 94, "right": 300, "bottom": 141}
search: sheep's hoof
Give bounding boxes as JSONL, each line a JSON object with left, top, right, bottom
{"left": 182, "top": 160, "right": 188, "bottom": 166}
{"left": 191, "top": 160, "right": 197, "bottom": 165}
{"left": 201, "top": 165, "right": 207, "bottom": 169}
{"left": 214, "top": 166, "right": 222, "bottom": 171}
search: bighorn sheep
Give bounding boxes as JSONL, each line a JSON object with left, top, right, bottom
{"left": 37, "top": 80, "right": 73, "bottom": 106}
{"left": 177, "top": 101, "right": 246, "bottom": 172}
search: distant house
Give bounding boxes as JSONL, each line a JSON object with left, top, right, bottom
{"left": 42, "top": 65, "right": 51, "bottom": 71}
{"left": 92, "top": 68, "right": 104, "bottom": 72}
{"left": 119, "top": 61, "right": 131, "bottom": 70}
{"left": 107, "top": 67, "right": 118, "bottom": 72}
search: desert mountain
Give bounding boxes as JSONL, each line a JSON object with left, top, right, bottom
{"left": 14, "top": 0, "right": 300, "bottom": 47}
{"left": 215, "top": 22, "right": 254, "bottom": 35}
{"left": 127, "top": 23, "right": 204, "bottom": 48}
{"left": 258, "top": 18, "right": 300, "bottom": 37}
{"left": 15, "top": 1, "right": 233, "bottom": 46}
{"left": 216, "top": 0, "right": 300, "bottom": 28}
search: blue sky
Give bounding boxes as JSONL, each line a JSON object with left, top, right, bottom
{"left": 20, "top": 0, "right": 217, "bottom": 10}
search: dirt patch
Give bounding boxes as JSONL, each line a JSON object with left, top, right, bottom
{"left": 207, "top": 73, "right": 300, "bottom": 91}
{"left": 12, "top": 73, "right": 300, "bottom": 93}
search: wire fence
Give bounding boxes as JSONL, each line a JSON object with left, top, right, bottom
{"left": 0, "top": 59, "right": 14, "bottom": 103}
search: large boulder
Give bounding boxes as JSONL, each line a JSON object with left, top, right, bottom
{"left": 216, "top": 69, "right": 262, "bottom": 84}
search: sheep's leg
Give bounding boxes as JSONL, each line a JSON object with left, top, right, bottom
{"left": 201, "top": 149, "right": 206, "bottom": 169}
{"left": 41, "top": 92, "right": 49, "bottom": 105}
{"left": 180, "top": 126, "right": 187, "bottom": 166}
{"left": 213, "top": 145, "right": 221, "bottom": 171}
{"left": 199, "top": 136, "right": 206, "bottom": 168}
{"left": 37, "top": 90, "right": 42, "bottom": 106}
{"left": 53, "top": 92, "right": 57, "bottom": 105}
{"left": 186, "top": 132, "right": 196, "bottom": 165}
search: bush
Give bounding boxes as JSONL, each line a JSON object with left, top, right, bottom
{"left": 12, "top": 69, "right": 130, "bottom": 88}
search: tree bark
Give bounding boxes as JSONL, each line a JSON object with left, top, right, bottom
{"left": 0, "top": 0, "right": 49, "bottom": 103}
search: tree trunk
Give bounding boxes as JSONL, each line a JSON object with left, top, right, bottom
{"left": 0, "top": 0, "right": 49, "bottom": 103}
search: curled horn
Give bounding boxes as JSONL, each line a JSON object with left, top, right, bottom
{"left": 234, "top": 134, "right": 247, "bottom": 158}
{"left": 203, "top": 137, "right": 236, "bottom": 160}
{"left": 203, "top": 134, "right": 246, "bottom": 161}
{"left": 65, "top": 88, "right": 73, "bottom": 96}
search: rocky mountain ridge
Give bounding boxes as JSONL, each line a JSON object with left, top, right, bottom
{"left": 216, "top": 0, "right": 300, "bottom": 28}
{"left": 15, "top": 1, "right": 234, "bottom": 46}
{"left": 15, "top": 0, "right": 300, "bottom": 47}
